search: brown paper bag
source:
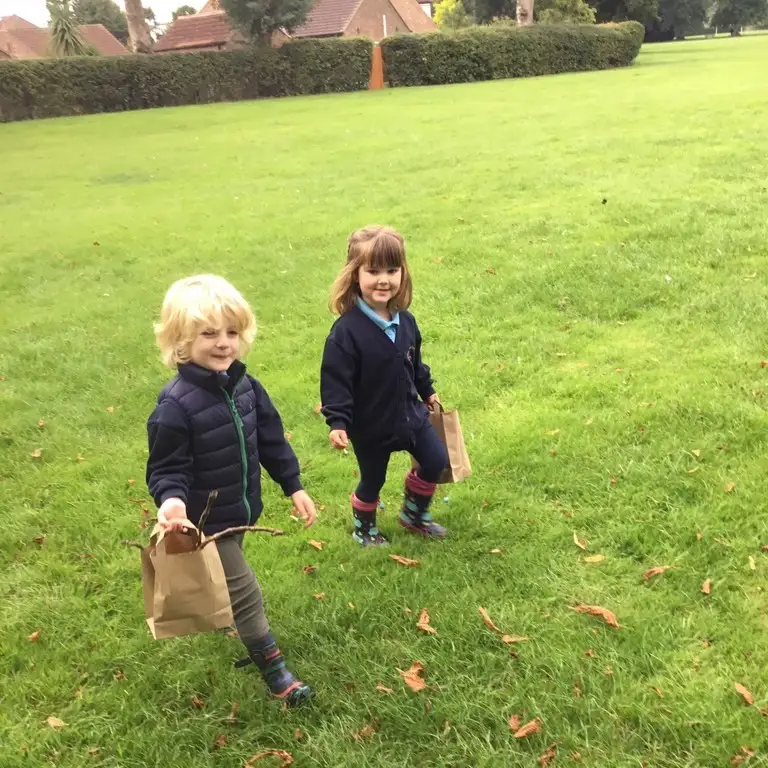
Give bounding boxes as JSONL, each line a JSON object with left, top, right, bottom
{"left": 126, "top": 491, "right": 285, "bottom": 640}
{"left": 414, "top": 407, "right": 472, "bottom": 484}
{"left": 139, "top": 523, "right": 234, "bottom": 640}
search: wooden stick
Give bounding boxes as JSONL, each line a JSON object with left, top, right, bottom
{"left": 200, "top": 525, "right": 284, "bottom": 547}
{"left": 121, "top": 540, "right": 144, "bottom": 550}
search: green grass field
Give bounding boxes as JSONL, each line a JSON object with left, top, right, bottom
{"left": 2, "top": 34, "right": 768, "bottom": 768}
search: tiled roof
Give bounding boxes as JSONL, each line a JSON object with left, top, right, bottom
{"left": 154, "top": 11, "right": 235, "bottom": 51}
{"left": 389, "top": 0, "right": 436, "bottom": 33}
{"left": 0, "top": 23, "right": 127, "bottom": 59}
{"left": 292, "top": 0, "right": 363, "bottom": 37}
{"left": 0, "top": 15, "right": 39, "bottom": 31}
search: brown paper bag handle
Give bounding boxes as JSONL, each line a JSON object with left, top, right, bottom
{"left": 428, "top": 401, "right": 445, "bottom": 414}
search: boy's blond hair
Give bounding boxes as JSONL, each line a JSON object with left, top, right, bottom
{"left": 329, "top": 225, "right": 413, "bottom": 315}
{"left": 154, "top": 275, "right": 257, "bottom": 368}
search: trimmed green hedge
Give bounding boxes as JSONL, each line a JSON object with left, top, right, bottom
{"left": 0, "top": 37, "right": 372, "bottom": 122}
{"left": 381, "top": 22, "right": 644, "bottom": 88}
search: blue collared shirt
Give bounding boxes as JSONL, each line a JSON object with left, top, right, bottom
{"left": 357, "top": 296, "right": 399, "bottom": 343}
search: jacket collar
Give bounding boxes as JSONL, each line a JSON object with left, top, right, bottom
{"left": 177, "top": 360, "right": 247, "bottom": 394}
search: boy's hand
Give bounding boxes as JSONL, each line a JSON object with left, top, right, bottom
{"left": 158, "top": 497, "right": 190, "bottom": 532}
{"left": 291, "top": 490, "right": 317, "bottom": 528}
{"left": 329, "top": 429, "right": 349, "bottom": 450}
{"left": 426, "top": 394, "right": 442, "bottom": 412}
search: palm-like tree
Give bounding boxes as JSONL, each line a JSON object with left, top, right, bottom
{"left": 47, "top": 0, "right": 90, "bottom": 56}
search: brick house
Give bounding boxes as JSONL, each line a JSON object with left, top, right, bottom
{"left": 154, "top": 0, "right": 435, "bottom": 54}
{"left": 0, "top": 14, "right": 128, "bottom": 59}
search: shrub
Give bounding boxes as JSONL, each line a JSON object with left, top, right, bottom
{"left": 380, "top": 22, "right": 644, "bottom": 88}
{"left": 0, "top": 37, "right": 372, "bottom": 122}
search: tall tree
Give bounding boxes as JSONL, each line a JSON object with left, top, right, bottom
{"left": 47, "top": 0, "right": 91, "bottom": 56}
{"left": 435, "top": 0, "right": 473, "bottom": 26}
{"left": 124, "top": 0, "right": 153, "bottom": 51}
{"left": 72, "top": 0, "right": 128, "bottom": 42}
{"left": 591, "top": 0, "right": 659, "bottom": 23}
{"left": 516, "top": 0, "right": 534, "bottom": 22}
{"left": 711, "top": 0, "right": 768, "bottom": 29}
{"left": 221, "top": 0, "right": 314, "bottom": 45}
{"left": 172, "top": 4, "right": 198, "bottom": 20}
{"left": 539, "top": 0, "right": 595, "bottom": 22}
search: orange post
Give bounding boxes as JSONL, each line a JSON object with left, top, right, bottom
{"left": 369, "top": 44, "right": 384, "bottom": 90}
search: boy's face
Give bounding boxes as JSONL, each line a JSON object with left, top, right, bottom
{"left": 189, "top": 323, "right": 241, "bottom": 372}
{"left": 357, "top": 265, "right": 402, "bottom": 314}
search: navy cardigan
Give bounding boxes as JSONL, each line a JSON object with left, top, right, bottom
{"left": 320, "top": 306, "right": 435, "bottom": 449}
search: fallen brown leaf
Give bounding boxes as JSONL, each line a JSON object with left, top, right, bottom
{"left": 572, "top": 604, "right": 620, "bottom": 629}
{"left": 508, "top": 714, "right": 521, "bottom": 732}
{"left": 479, "top": 606, "right": 503, "bottom": 633}
{"left": 701, "top": 579, "right": 712, "bottom": 595}
{"left": 314, "top": 403, "right": 322, "bottom": 415}
{"left": 538, "top": 743, "right": 558, "bottom": 767}
{"left": 730, "top": 746, "right": 755, "bottom": 766}
{"left": 571, "top": 752, "right": 582, "bottom": 761}
{"left": 309, "top": 540, "right": 325, "bottom": 551}
{"left": 584, "top": 554, "right": 605, "bottom": 563}
{"left": 761, "top": 545, "right": 768, "bottom": 552}
{"left": 390, "top": 554, "right": 420, "bottom": 567}
{"left": 38, "top": 419, "right": 45, "bottom": 429}
{"left": 725, "top": 482, "right": 736, "bottom": 493}
{"left": 604, "top": 665, "right": 613, "bottom": 677}
{"left": 348, "top": 601, "right": 355, "bottom": 609}
{"left": 692, "top": 449, "right": 701, "bottom": 458}
{"left": 398, "top": 660, "right": 427, "bottom": 692}
{"left": 127, "top": 478, "right": 135, "bottom": 487}
{"left": 113, "top": 670, "right": 126, "bottom": 681}
{"left": 190, "top": 695, "right": 205, "bottom": 709}
{"left": 573, "top": 680, "right": 582, "bottom": 697}
{"left": 226, "top": 701, "right": 239, "bottom": 723}
{"left": 46, "top": 716, "right": 66, "bottom": 730}
{"left": 88, "top": 747, "right": 100, "bottom": 757}
{"left": 28, "top": 630, "right": 40, "bottom": 642}
{"left": 643, "top": 566, "right": 677, "bottom": 581}
{"left": 735, "top": 683, "right": 754, "bottom": 706}
{"left": 416, "top": 608, "right": 437, "bottom": 635}
{"left": 585, "top": 648, "right": 595, "bottom": 658}
{"left": 351, "top": 722, "right": 378, "bottom": 742}
{"left": 76, "top": 454, "right": 85, "bottom": 462}
{"left": 211, "top": 733, "right": 228, "bottom": 751}
{"left": 245, "top": 750, "right": 294, "bottom": 767}
{"left": 651, "top": 686, "right": 663, "bottom": 698}
{"left": 573, "top": 532, "right": 588, "bottom": 551}
{"left": 696, "top": 531, "right": 703, "bottom": 541}
{"left": 284, "top": 431, "right": 293, "bottom": 441}
{"left": 301, "top": 565, "right": 317, "bottom": 575}
{"left": 376, "top": 683, "right": 394, "bottom": 695}
{"left": 502, "top": 634, "right": 530, "bottom": 644}
{"left": 760, "top": 708, "right": 768, "bottom": 718}
{"left": 105, "top": 406, "right": 115, "bottom": 414}
{"left": 30, "top": 449, "right": 43, "bottom": 459}
{"left": 33, "top": 535, "right": 45, "bottom": 545}
{"left": 513, "top": 717, "right": 543, "bottom": 739}
{"left": 294, "top": 729, "right": 305, "bottom": 741}
{"left": 313, "top": 592, "right": 325, "bottom": 600}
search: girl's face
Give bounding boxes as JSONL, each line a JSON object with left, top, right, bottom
{"left": 189, "top": 323, "right": 241, "bottom": 371}
{"left": 357, "top": 263, "right": 403, "bottom": 313}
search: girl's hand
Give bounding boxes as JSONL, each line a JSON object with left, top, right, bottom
{"left": 291, "top": 490, "right": 318, "bottom": 528}
{"left": 158, "top": 497, "right": 190, "bottom": 532}
{"left": 426, "top": 394, "right": 442, "bottom": 412}
{"left": 329, "top": 429, "right": 349, "bottom": 450}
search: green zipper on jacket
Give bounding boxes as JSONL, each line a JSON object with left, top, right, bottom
{"left": 221, "top": 382, "right": 252, "bottom": 524}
